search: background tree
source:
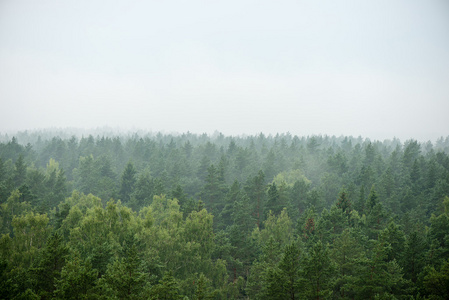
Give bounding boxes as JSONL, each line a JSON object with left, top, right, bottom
{"left": 14, "top": 154, "right": 27, "bottom": 188}
{"left": 245, "top": 170, "right": 266, "bottom": 228}
{"left": 120, "top": 161, "right": 137, "bottom": 203}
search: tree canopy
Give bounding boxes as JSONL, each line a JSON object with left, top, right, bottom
{"left": 1, "top": 131, "right": 449, "bottom": 299}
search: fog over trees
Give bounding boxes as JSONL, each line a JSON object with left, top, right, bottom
{"left": 1, "top": 130, "right": 449, "bottom": 299}
{"left": 1, "top": 1, "right": 449, "bottom": 298}
{"left": 1, "top": 1, "right": 449, "bottom": 141}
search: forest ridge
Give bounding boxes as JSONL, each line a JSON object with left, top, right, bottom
{"left": 1, "top": 131, "right": 449, "bottom": 299}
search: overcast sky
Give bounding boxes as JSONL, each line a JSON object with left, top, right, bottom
{"left": 1, "top": 0, "right": 448, "bottom": 142}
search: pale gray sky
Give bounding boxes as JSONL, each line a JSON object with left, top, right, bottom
{"left": 1, "top": 0, "right": 448, "bottom": 141}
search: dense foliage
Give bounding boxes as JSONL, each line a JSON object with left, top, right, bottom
{"left": 1, "top": 131, "right": 449, "bottom": 299}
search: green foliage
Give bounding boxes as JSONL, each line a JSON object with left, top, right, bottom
{"left": 428, "top": 211, "right": 449, "bottom": 265}
{"left": 1, "top": 189, "right": 32, "bottom": 235}
{"left": 54, "top": 250, "right": 98, "bottom": 299}
{"left": 150, "top": 271, "right": 182, "bottom": 300}
{"left": 278, "top": 242, "right": 302, "bottom": 300}
{"left": 272, "top": 169, "right": 311, "bottom": 187}
{"left": 120, "top": 161, "right": 137, "bottom": 203}
{"left": 31, "top": 232, "right": 68, "bottom": 298}
{"left": 331, "top": 228, "right": 366, "bottom": 299}
{"left": 1, "top": 131, "right": 449, "bottom": 299}
{"left": 14, "top": 154, "right": 27, "bottom": 187}
{"left": 423, "top": 259, "right": 449, "bottom": 300}
{"left": 99, "top": 237, "right": 148, "bottom": 299}
{"left": 258, "top": 208, "right": 293, "bottom": 250}
{"left": 193, "top": 273, "right": 216, "bottom": 300}
{"left": 301, "top": 240, "right": 335, "bottom": 299}
{"left": 12, "top": 211, "right": 50, "bottom": 268}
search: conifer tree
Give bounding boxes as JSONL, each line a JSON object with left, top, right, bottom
{"left": 150, "top": 271, "right": 182, "bottom": 300}
{"left": 193, "top": 273, "right": 215, "bottom": 300}
{"left": 265, "top": 182, "right": 282, "bottom": 217}
{"left": 278, "top": 242, "right": 302, "bottom": 300}
{"left": 423, "top": 259, "right": 449, "bottom": 300}
{"left": 301, "top": 240, "right": 334, "bottom": 300}
{"left": 120, "top": 161, "right": 137, "bottom": 203}
{"left": 401, "top": 231, "right": 427, "bottom": 284}
{"left": 14, "top": 154, "right": 27, "bottom": 187}
{"left": 32, "top": 232, "right": 68, "bottom": 299}
{"left": 54, "top": 250, "right": 98, "bottom": 299}
{"left": 331, "top": 228, "right": 365, "bottom": 299}
{"left": 336, "top": 188, "right": 351, "bottom": 215}
{"left": 100, "top": 237, "right": 147, "bottom": 299}
{"left": 244, "top": 170, "right": 266, "bottom": 228}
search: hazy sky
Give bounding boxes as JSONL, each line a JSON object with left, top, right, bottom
{"left": 1, "top": 0, "right": 448, "bottom": 141}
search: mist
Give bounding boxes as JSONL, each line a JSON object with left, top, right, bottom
{"left": 1, "top": 0, "right": 448, "bottom": 141}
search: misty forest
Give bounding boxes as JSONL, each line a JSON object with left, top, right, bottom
{"left": 1, "top": 131, "right": 449, "bottom": 300}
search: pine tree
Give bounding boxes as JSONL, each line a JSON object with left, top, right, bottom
{"left": 131, "top": 170, "right": 154, "bottom": 209}
{"left": 379, "top": 221, "right": 405, "bottom": 262}
{"left": 218, "top": 180, "right": 241, "bottom": 229}
{"left": 423, "top": 259, "right": 449, "bottom": 300}
{"left": 401, "top": 231, "right": 427, "bottom": 284}
{"left": 265, "top": 182, "right": 282, "bottom": 217}
{"left": 150, "top": 271, "right": 182, "bottom": 300}
{"left": 100, "top": 237, "right": 147, "bottom": 299}
{"left": 120, "top": 161, "right": 137, "bottom": 203}
{"left": 352, "top": 239, "right": 410, "bottom": 299}
{"left": 193, "top": 273, "right": 215, "bottom": 300}
{"left": 200, "top": 164, "right": 227, "bottom": 213}
{"left": 14, "top": 154, "right": 27, "bottom": 187}
{"left": 289, "top": 179, "right": 310, "bottom": 222}
{"left": 331, "top": 229, "right": 365, "bottom": 299}
{"left": 264, "top": 267, "right": 285, "bottom": 300}
{"left": 365, "top": 186, "right": 386, "bottom": 240}
{"left": 278, "top": 242, "right": 302, "bottom": 300}
{"left": 244, "top": 170, "right": 266, "bottom": 228}
{"left": 336, "top": 188, "right": 351, "bottom": 215}
{"left": 301, "top": 240, "right": 335, "bottom": 300}
{"left": 54, "top": 251, "right": 98, "bottom": 299}
{"left": 32, "top": 232, "right": 68, "bottom": 299}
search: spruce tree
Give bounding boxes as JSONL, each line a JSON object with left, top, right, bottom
{"left": 120, "top": 161, "right": 137, "bottom": 203}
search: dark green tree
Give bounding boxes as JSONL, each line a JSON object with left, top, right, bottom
{"left": 193, "top": 273, "right": 215, "bottom": 300}
{"left": 14, "top": 154, "right": 27, "bottom": 187}
{"left": 200, "top": 164, "right": 227, "bottom": 213}
{"left": 365, "top": 186, "right": 386, "bottom": 240}
{"left": 120, "top": 161, "right": 137, "bottom": 203}
{"left": 53, "top": 250, "right": 99, "bottom": 299}
{"left": 150, "top": 271, "right": 182, "bottom": 300}
{"left": 336, "top": 188, "right": 351, "bottom": 215}
{"left": 218, "top": 180, "right": 242, "bottom": 229}
{"left": 301, "top": 240, "right": 335, "bottom": 300}
{"left": 379, "top": 221, "right": 405, "bottom": 262}
{"left": 278, "top": 242, "right": 302, "bottom": 300}
{"left": 423, "top": 259, "right": 449, "bottom": 300}
{"left": 289, "top": 179, "right": 310, "bottom": 222}
{"left": 331, "top": 229, "right": 366, "bottom": 299}
{"left": 32, "top": 232, "right": 69, "bottom": 299}
{"left": 265, "top": 182, "right": 282, "bottom": 217}
{"left": 401, "top": 231, "right": 427, "bottom": 284}
{"left": 131, "top": 170, "right": 154, "bottom": 209}
{"left": 245, "top": 170, "right": 266, "bottom": 228}
{"left": 100, "top": 237, "right": 147, "bottom": 299}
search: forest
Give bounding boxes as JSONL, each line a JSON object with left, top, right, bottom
{"left": 1, "top": 130, "right": 449, "bottom": 299}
